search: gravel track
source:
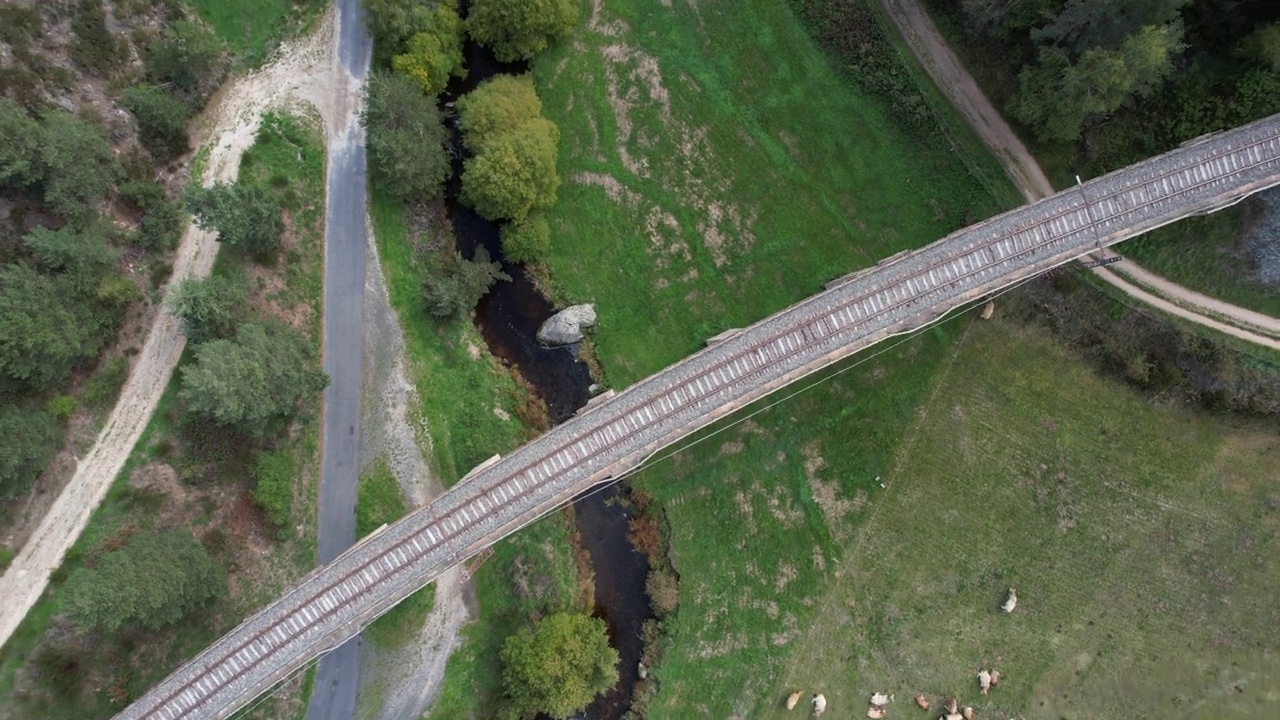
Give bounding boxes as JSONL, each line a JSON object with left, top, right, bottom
{"left": 877, "top": 0, "right": 1280, "bottom": 344}
{"left": 0, "top": 10, "right": 347, "bottom": 654}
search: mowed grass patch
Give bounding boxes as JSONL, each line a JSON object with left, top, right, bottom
{"left": 748, "top": 320, "right": 1279, "bottom": 719}
{"left": 1118, "top": 202, "right": 1280, "bottom": 318}
{"left": 533, "top": 0, "right": 1009, "bottom": 386}
{"left": 189, "top": 0, "right": 325, "bottom": 67}
{"left": 630, "top": 319, "right": 960, "bottom": 712}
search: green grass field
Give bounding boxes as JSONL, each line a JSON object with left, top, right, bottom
{"left": 533, "top": 0, "right": 1013, "bottom": 387}
{"left": 0, "top": 113, "right": 327, "bottom": 720}
{"left": 635, "top": 316, "right": 1280, "bottom": 718}
{"left": 189, "top": 0, "right": 325, "bottom": 66}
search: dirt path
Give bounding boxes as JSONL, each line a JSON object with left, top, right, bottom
{"left": 877, "top": 0, "right": 1280, "bottom": 348}
{"left": 0, "top": 10, "right": 349, "bottom": 652}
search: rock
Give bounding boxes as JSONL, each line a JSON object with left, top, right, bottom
{"left": 537, "top": 304, "right": 597, "bottom": 347}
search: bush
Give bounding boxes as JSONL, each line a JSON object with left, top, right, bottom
{"left": 185, "top": 182, "right": 284, "bottom": 256}
{"left": 0, "top": 97, "right": 42, "bottom": 190}
{"left": 167, "top": 274, "right": 251, "bottom": 344}
{"left": 46, "top": 395, "right": 78, "bottom": 419}
{"left": 645, "top": 567, "right": 680, "bottom": 617}
{"left": 423, "top": 246, "right": 509, "bottom": 321}
{"left": 70, "top": 0, "right": 126, "bottom": 72}
{"left": 82, "top": 357, "right": 129, "bottom": 409}
{"left": 38, "top": 109, "right": 122, "bottom": 219}
{"left": 467, "top": 0, "right": 578, "bottom": 63}
{"left": 500, "top": 612, "right": 619, "bottom": 719}
{"left": 363, "top": 72, "right": 452, "bottom": 203}
{"left": 253, "top": 450, "right": 297, "bottom": 532}
{"left": 147, "top": 19, "right": 225, "bottom": 106}
{"left": 119, "top": 180, "right": 185, "bottom": 250}
{"left": 0, "top": 404, "right": 64, "bottom": 500}
{"left": 121, "top": 85, "right": 190, "bottom": 161}
{"left": 500, "top": 213, "right": 550, "bottom": 264}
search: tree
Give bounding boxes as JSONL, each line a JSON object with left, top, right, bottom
{"left": 365, "top": 0, "right": 437, "bottom": 66}
{"left": 467, "top": 0, "right": 578, "bottom": 63}
{"left": 121, "top": 85, "right": 190, "bottom": 161}
{"left": 461, "top": 118, "right": 561, "bottom": 222}
{"left": 390, "top": 5, "right": 466, "bottom": 96}
{"left": 179, "top": 321, "right": 328, "bottom": 437}
{"left": 500, "top": 213, "right": 550, "bottom": 264}
{"left": 22, "top": 224, "right": 118, "bottom": 294}
{"left": 456, "top": 74, "right": 543, "bottom": 151}
{"left": 1013, "top": 23, "right": 1186, "bottom": 142}
{"left": 423, "top": 246, "right": 509, "bottom": 321}
{"left": 119, "top": 180, "right": 185, "bottom": 250}
{"left": 0, "top": 264, "right": 103, "bottom": 388}
{"left": 362, "top": 72, "right": 452, "bottom": 203}
{"left": 1030, "top": 0, "right": 1189, "bottom": 52}
{"left": 0, "top": 404, "right": 64, "bottom": 500}
{"left": 61, "top": 529, "right": 224, "bottom": 634}
{"left": 1240, "top": 22, "right": 1280, "bottom": 71}
{"left": 186, "top": 182, "right": 284, "bottom": 255}
{"left": 0, "top": 98, "right": 42, "bottom": 190}
{"left": 147, "top": 19, "right": 225, "bottom": 105}
{"left": 167, "top": 274, "right": 251, "bottom": 344}
{"left": 39, "top": 110, "right": 121, "bottom": 219}
{"left": 500, "top": 612, "right": 618, "bottom": 719}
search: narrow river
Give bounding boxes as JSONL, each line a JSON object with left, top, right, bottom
{"left": 442, "top": 39, "right": 655, "bottom": 720}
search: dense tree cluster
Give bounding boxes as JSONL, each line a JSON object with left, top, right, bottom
{"left": 61, "top": 529, "right": 224, "bottom": 634}
{"left": 363, "top": 72, "right": 453, "bottom": 204}
{"left": 500, "top": 612, "right": 619, "bottom": 719}
{"left": 467, "top": 0, "right": 578, "bottom": 62}
{"left": 179, "top": 321, "right": 328, "bottom": 438}
{"left": 458, "top": 75, "right": 562, "bottom": 249}
{"left": 941, "top": 0, "right": 1280, "bottom": 157}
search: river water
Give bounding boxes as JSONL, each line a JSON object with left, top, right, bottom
{"left": 442, "top": 40, "right": 654, "bottom": 720}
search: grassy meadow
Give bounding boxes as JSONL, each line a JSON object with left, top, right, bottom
{"left": 634, "top": 315, "right": 1280, "bottom": 719}
{"left": 533, "top": 0, "right": 1015, "bottom": 386}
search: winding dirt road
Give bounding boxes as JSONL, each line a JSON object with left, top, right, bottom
{"left": 0, "top": 11, "right": 347, "bottom": 653}
{"left": 876, "top": 0, "right": 1280, "bottom": 348}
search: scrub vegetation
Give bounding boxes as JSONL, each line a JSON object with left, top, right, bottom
{"left": 0, "top": 114, "right": 327, "bottom": 720}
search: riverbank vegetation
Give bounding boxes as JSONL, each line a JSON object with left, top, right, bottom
{"left": 0, "top": 113, "right": 327, "bottom": 720}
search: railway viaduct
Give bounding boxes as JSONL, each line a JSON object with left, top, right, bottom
{"left": 116, "top": 114, "right": 1280, "bottom": 720}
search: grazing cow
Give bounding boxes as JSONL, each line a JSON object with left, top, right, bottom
{"left": 943, "top": 697, "right": 962, "bottom": 720}
{"left": 1002, "top": 588, "right": 1018, "bottom": 613}
{"left": 963, "top": 707, "right": 975, "bottom": 720}
{"left": 871, "top": 692, "right": 891, "bottom": 707}
{"left": 989, "top": 670, "right": 1002, "bottom": 688}
{"left": 867, "top": 706, "right": 885, "bottom": 719}
{"left": 977, "top": 669, "right": 992, "bottom": 695}
{"left": 787, "top": 691, "right": 804, "bottom": 711}
{"left": 913, "top": 693, "right": 931, "bottom": 711}
{"left": 812, "top": 693, "right": 827, "bottom": 716}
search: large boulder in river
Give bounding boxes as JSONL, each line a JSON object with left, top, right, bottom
{"left": 537, "top": 304, "right": 596, "bottom": 346}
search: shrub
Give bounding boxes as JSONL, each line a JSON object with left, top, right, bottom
{"left": 185, "top": 182, "right": 284, "bottom": 256}
{"left": 0, "top": 97, "right": 42, "bottom": 190}
{"left": 500, "top": 213, "right": 550, "bottom": 264}
{"left": 253, "top": 450, "right": 297, "bottom": 533}
{"left": 119, "top": 180, "right": 185, "bottom": 250}
{"left": 166, "top": 274, "right": 251, "bottom": 344}
{"left": 47, "top": 395, "right": 78, "bottom": 419}
{"left": 121, "top": 85, "right": 190, "bottom": 161}
{"left": 423, "top": 246, "right": 509, "bottom": 321}
{"left": 0, "top": 404, "right": 64, "bottom": 500}
{"left": 70, "top": 0, "right": 126, "bottom": 73}
{"left": 38, "top": 109, "right": 122, "bottom": 219}
{"left": 82, "top": 357, "right": 129, "bottom": 409}
{"left": 645, "top": 568, "right": 680, "bottom": 617}
{"left": 147, "top": 19, "right": 225, "bottom": 106}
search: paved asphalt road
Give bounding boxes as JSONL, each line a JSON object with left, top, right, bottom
{"left": 307, "top": 0, "right": 371, "bottom": 718}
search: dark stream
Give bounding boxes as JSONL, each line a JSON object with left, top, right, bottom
{"left": 442, "top": 41, "right": 654, "bottom": 720}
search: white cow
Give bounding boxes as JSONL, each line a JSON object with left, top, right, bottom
{"left": 1002, "top": 588, "right": 1018, "bottom": 613}
{"left": 812, "top": 693, "right": 828, "bottom": 716}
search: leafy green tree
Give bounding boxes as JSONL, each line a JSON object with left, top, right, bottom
{"left": 147, "top": 19, "right": 225, "bottom": 105}
{"left": 167, "top": 274, "right": 251, "bottom": 344}
{"left": 186, "top": 182, "right": 284, "bottom": 255}
{"left": 467, "top": 0, "right": 578, "bottom": 63}
{"left": 0, "top": 98, "right": 42, "bottom": 189}
{"left": 0, "top": 264, "right": 104, "bottom": 388}
{"left": 61, "top": 529, "right": 225, "bottom": 634}
{"left": 1014, "top": 23, "right": 1186, "bottom": 142}
{"left": 391, "top": 4, "right": 466, "bottom": 96}
{"left": 365, "top": 0, "right": 437, "bottom": 66}
{"left": 461, "top": 118, "right": 561, "bottom": 221}
{"left": 119, "top": 180, "right": 185, "bottom": 250}
{"left": 121, "top": 85, "right": 190, "bottom": 161}
{"left": 456, "top": 74, "right": 542, "bottom": 151}
{"left": 500, "top": 612, "right": 619, "bottom": 719}
{"left": 39, "top": 110, "right": 121, "bottom": 219}
{"left": 179, "top": 321, "right": 328, "bottom": 437}
{"left": 0, "top": 404, "right": 64, "bottom": 500}
{"left": 500, "top": 213, "right": 550, "bottom": 264}
{"left": 423, "top": 246, "right": 509, "bottom": 321}
{"left": 363, "top": 72, "right": 452, "bottom": 203}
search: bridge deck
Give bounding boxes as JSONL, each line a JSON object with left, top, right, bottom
{"left": 116, "top": 114, "right": 1280, "bottom": 720}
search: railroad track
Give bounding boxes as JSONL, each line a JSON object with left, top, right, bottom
{"left": 116, "top": 114, "right": 1280, "bottom": 720}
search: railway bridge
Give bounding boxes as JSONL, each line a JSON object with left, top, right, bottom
{"left": 116, "top": 114, "right": 1280, "bottom": 720}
